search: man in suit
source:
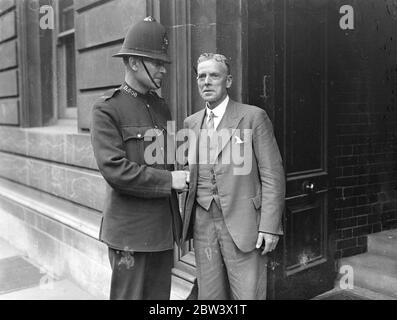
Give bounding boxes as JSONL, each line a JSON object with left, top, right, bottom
{"left": 182, "top": 53, "right": 285, "bottom": 299}
{"left": 90, "top": 17, "right": 188, "bottom": 300}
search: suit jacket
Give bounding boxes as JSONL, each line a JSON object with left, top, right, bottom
{"left": 182, "top": 99, "right": 285, "bottom": 252}
{"left": 90, "top": 84, "right": 182, "bottom": 252}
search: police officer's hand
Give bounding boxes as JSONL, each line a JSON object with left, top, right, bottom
{"left": 171, "top": 171, "right": 189, "bottom": 191}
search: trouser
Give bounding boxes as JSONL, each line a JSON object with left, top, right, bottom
{"left": 108, "top": 247, "right": 173, "bottom": 300}
{"left": 193, "top": 201, "right": 268, "bottom": 300}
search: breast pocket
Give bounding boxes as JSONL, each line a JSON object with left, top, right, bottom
{"left": 121, "top": 126, "right": 153, "bottom": 164}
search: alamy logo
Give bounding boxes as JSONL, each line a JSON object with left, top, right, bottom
{"left": 39, "top": 5, "right": 54, "bottom": 30}
{"left": 339, "top": 5, "right": 354, "bottom": 30}
{"left": 27, "top": 1, "right": 55, "bottom": 30}
{"left": 339, "top": 264, "right": 354, "bottom": 289}
{"left": 140, "top": 121, "right": 253, "bottom": 176}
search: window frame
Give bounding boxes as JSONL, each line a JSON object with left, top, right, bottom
{"left": 56, "top": 0, "right": 77, "bottom": 120}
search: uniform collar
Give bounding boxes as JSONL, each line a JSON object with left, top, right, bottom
{"left": 121, "top": 82, "right": 150, "bottom": 100}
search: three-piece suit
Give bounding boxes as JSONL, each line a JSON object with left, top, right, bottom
{"left": 182, "top": 98, "right": 285, "bottom": 299}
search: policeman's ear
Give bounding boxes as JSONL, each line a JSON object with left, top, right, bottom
{"left": 127, "top": 57, "right": 138, "bottom": 71}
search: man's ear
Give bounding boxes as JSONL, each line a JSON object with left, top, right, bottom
{"left": 226, "top": 75, "right": 233, "bottom": 89}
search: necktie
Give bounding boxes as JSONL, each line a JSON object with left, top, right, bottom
{"left": 207, "top": 110, "right": 215, "bottom": 130}
{"left": 207, "top": 111, "right": 217, "bottom": 163}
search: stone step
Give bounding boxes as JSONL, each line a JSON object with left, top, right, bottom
{"left": 340, "top": 253, "right": 397, "bottom": 298}
{"left": 368, "top": 229, "right": 397, "bottom": 259}
{"left": 313, "top": 286, "right": 397, "bottom": 300}
{"left": 0, "top": 178, "right": 110, "bottom": 298}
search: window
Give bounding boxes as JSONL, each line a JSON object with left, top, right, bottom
{"left": 56, "top": 0, "right": 76, "bottom": 119}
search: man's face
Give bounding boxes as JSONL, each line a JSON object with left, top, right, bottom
{"left": 197, "top": 59, "right": 232, "bottom": 107}
{"left": 135, "top": 58, "right": 167, "bottom": 90}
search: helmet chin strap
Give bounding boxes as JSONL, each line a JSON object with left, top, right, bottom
{"left": 141, "top": 58, "right": 161, "bottom": 90}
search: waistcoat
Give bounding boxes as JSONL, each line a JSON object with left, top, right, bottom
{"left": 196, "top": 117, "right": 221, "bottom": 210}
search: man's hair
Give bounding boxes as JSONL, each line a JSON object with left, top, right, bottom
{"left": 197, "top": 53, "right": 231, "bottom": 75}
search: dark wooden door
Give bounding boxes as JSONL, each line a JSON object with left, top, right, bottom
{"left": 248, "top": 0, "right": 336, "bottom": 299}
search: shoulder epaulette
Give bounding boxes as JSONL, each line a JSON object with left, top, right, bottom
{"left": 99, "top": 88, "right": 121, "bottom": 102}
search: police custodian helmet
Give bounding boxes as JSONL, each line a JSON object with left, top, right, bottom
{"left": 113, "top": 16, "right": 171, "bottom": 63}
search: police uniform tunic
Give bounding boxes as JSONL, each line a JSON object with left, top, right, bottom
{"left": 91, "top": 83, "right": 181, "bottom": 252}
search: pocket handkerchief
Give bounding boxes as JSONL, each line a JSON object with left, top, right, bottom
{"left": 234, "top": 135, "right": 244, "bottom": 144}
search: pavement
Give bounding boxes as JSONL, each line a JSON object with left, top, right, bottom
{"left": 0, "top": 237, "right": 100, "bottom": 300}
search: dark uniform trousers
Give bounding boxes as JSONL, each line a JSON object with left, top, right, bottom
{"left": 108, "top": 248, "right": 174, "bottom": 300}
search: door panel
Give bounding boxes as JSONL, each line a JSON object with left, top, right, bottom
{"left": 286, "top": 195, "right": 327, "bottom": 273}
{"left": 286, "top": 1, "right": 326, "bottom": 174}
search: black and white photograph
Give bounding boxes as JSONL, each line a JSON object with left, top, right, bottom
{"left": 0, "top": 0, "right": 396, "bottom": 308}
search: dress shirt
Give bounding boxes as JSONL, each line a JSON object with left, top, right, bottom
{"left": 205, "top": 95, "right": 229, "bottom": 130}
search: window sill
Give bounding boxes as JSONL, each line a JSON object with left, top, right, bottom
{"left": 24, "top": 119, "right": 79, "bottom": 135}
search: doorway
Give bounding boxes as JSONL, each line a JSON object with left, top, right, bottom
{"left": 248, "top": 0, "right": 337, "bottom": 299}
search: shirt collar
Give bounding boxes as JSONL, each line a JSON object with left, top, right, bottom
{"left": 206, "top": 95, "right": 229, "bottom": 119}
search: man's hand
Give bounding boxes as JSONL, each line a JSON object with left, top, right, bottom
{"left": 171, "top": 171, "right": 189, "bottom": 191}
{"left": 256, "top": 232, "right": 279, "bottom": 255}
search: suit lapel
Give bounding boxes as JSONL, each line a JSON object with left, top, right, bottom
{"left": 188, "top": 108, "right": 206, "bottom": 165}
{"left": 187, "top": 109, "right": 206, "bottom": 193}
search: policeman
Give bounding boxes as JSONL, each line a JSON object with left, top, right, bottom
{"left": 90, "top": 17, "right": 187, "bottom": 300}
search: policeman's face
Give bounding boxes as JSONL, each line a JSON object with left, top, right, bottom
{"left": 197, "top": 59, "right": 232, "bottom": 108}
{"left": 136, "top": 58, "right": 167, "bottom": 90}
